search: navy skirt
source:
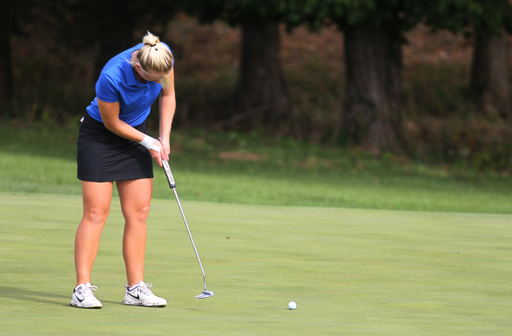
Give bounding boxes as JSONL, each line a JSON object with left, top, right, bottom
{"left": 77, "top": 113, "right": 153, "bottom": 182}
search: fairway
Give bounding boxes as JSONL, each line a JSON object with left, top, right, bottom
{"left": 1, "top": 194, "right": 511, "bottom": 335}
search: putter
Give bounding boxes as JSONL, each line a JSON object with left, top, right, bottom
{"left": 162, "top": 160, "right": 214, "bottom": 299}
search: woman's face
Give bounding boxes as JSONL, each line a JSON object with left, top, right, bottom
{"left": 135, "top": 65, "right": 170, "bottom": 84}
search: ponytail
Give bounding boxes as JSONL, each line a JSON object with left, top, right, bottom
{"left": 130, "top": 31, "right": 174, "bottom": 89}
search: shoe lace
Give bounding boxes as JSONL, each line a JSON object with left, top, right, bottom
{"left": 84, "top": 284, "right": 98, "bottom": 297}
{"left": 139, "top": 282, "right": 154, "bottom": 296}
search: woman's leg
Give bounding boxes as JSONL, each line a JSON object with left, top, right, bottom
{"left": 74, "top": 181, "right": 113, "bottom": 286}
{"left": 116, "top": 178, "right": 153, "bottom": 287}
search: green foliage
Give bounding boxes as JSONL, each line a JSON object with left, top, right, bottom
{"left": 316, "top": 0, "right": 512, "bottom": 35}
{"left": 402, "top": 116, "right": 512, "bottom": 172}
{"left": 171, "top": 71, "right": 238, "bottom": 128}
{"left": 184, "top": 0, "right": 329, "bottom": 28}
{"left": 402, "top": 64, "right": 475, "bottom": 118}
{"left": 309, "top": 0, "right": 421, "bottom": 32}
{"left": 62, "top": 0, "right": 179, "bottom": 46}
{"left": 5, "top": 26, "right": 95, "bottom": 121}
{"left": 422, "top": 0, "right": 512, "bottom": 34}
{"left": 401, "top": 63, "right": 512, "bottom": 171}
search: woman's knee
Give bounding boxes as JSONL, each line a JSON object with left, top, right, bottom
{"left": 83, "top": 206, "right": 110, "bottom": 225}
{"left": 135, "top": 206, "right": 151, "bottom": 223}
{"left": 121, "top": 205, "right": 150, "bottom": 225}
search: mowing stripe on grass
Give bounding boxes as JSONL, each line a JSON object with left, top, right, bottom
{"left": 1, "top": 194, "right": 511, "bottom": 335}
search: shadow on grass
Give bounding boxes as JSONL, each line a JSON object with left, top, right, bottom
{"left": 0, "top": 286, "right": 71, "bottom": 307}
{"left": 0, "top": 286, "right": 125, "bottom": 307}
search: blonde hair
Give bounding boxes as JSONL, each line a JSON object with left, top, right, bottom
{"left": 131, "top": 31, "right": 173, "bottom": 89}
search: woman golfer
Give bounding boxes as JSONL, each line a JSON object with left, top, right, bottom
{"left": 71, "top": 31, "right": 175, "bottom": 308}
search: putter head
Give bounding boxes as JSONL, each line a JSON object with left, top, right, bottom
{"left": 195, "top": 290, "right": 214, "bottom": 299}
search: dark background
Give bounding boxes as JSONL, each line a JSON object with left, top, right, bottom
{"left": 1, "top": 0, "right": 511, "bottom": 170}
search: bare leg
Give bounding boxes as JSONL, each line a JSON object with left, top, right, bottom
{"left": 117, "top": 178, "right": 153, "bottom": 287}
{"left": 75, "top": 181, "right": 113, "bottom": 286}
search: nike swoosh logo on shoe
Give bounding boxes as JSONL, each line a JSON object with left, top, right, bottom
{"left": 127, "top": 292, "right": 140, "bottom": 300}
{"left": 74, "top": 290, "right": 85, "bottom": 302}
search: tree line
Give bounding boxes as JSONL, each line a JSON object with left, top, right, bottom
{"left": 2, "top": 0, "right": 511, "bottom": 154}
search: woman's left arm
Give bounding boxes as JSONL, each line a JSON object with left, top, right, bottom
{"left": 159, "top": 69, "right": 176, "bottom": 161}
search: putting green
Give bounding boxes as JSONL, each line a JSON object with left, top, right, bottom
{"left": 0, "top": 194, "right": 511, "bottom": 335}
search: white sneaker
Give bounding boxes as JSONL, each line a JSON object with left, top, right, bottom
{"left": 122, "top": 281, "right": 167, "bottom": 307}
{"left": 70, "top": 282, "right": 102, "bottom": 309}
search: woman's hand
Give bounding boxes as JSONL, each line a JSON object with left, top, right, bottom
{"left": 159, "top": 137, "right": 171, "bottom": 162}
{"left": 148, "top": 138, "right": 164, "bottom": 167}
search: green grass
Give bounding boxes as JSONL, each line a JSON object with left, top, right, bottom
{"left": 1, "top": 194, "right": 511, "bottom": 335}
{"left": 0, "top": 120, "right": 511, "bottom": 214}
{"left": 1, "top": 121, "right": 512, "bottom": 334}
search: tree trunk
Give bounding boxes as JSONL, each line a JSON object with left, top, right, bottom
{"left": 0, "top": 10, "right": 14, "bottom": 111}
{"left": 342, "top": 23, "right": 403, "bottom": 154}
{"left": 470, "top": 30, "right": 510, "bottom": 119}
{"left": 233, "top": 20, "right": 290, "bottom": 127}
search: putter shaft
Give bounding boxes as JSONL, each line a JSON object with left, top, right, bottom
{"left": 172, "top": 187, "right": 208, "bottom": 291}
{"left": 162, "top": 160, "right": 210, "bottom": 293}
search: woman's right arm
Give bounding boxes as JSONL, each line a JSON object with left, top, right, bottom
{"left": 98, "top": 98, "right": 163, "bottom": 164}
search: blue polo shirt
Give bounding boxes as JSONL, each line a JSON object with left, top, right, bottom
{"left": 86, "top": 43, "right": 172, "bottom": 126}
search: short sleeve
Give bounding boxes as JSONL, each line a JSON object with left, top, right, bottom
{"left": 96, "top": 73, "right": 119, "bottom": 103}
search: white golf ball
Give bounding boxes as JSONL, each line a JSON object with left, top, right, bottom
{"left": 288, "top": 301, "right": 297, "bottom": 310}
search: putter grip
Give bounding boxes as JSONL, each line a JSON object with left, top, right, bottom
{"left": 162, "top": 160, "right": 176, "bottom": 189}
